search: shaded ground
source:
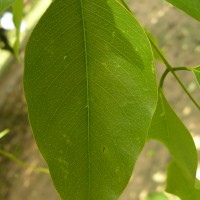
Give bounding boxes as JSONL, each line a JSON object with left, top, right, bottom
{"left": 0, "top": 0, "right": 200, "bottom": 199}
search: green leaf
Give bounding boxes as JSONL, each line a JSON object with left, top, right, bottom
{"left": 145, "top": 30, "right": 165, "bottom": 63}
{"left": 148, "top": 89, "right": 198, "bottom": 199}
{"left": 145, "top": 192, "right": 168, "bottom": 200}
{"left": 0, "top": 129, "right": 9, "bottom": 139}
{"left": 167, "top": 161, "right": 200, "bottom": 200}
{"left": 193, "top": 66, "right": 200, "bottom": 86}
{"left": 12, "top": 0, "right": 23, "bottom": 60}
{"left": 24, "top": 0, "right": 157, "bottom": 199}
{"left": 0, "top": 0, "right": 15, "bottom": 13}
{"left": 165, "top": 0, "right": 200, "bottom": 21}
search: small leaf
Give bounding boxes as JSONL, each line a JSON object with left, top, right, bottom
{"left": 165, "top": 0, "right": 200, "bottom": 21}
{"left": 148, "top": 89, "right": 199, "bottom": 199}
{"left": 24, "top": 0, "right": 157, "bottom": 199}
{"left": 193, "top": 66, "right": 200, "bottom": 86}
{"left": 167, "top": 161, "right": 200, "bottom": 200}
{"left": 0, "top": 129, "right": 9, "bottom": 139}
{"left": 12, "top": 0, "right": 23, "bottom": 60}
{"left": 0, "top": 0, "right": 15, "bottom": 13}
{"left": 145, "top": 192, "right": 168, "bottom": 200}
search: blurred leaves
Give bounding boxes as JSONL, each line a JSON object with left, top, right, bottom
{"left": 145, "top": 192, "right": 168, "bottom": 200}
{"left": 0, "top": 0, "right": 14, "bottom": 13}
{"left": 0, "top": 129, "right": 9, "bottom": 139}
{"left": 0, "top": 28, "right": 14, "bottom": 53}
{"left": 12, "top": 0, "right": 23, "bottom": 60}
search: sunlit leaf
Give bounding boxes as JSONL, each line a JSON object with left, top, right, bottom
{"left": 0, "top": 0, "right": 14, "bottom": 13}
{"left": 165, "top": 0, "right": 200, "bottom": 21}
{"left": 148, "top": 89, "right": 198, "bottom": 199}
{"left": 24, "top": 0, "right": 157, "bottom": 199}
{"left": 0, "top": 129, "right": 9, "bottom": 139}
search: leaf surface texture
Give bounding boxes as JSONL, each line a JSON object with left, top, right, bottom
{"left": 24, "top": 0, "right": 157, "bottom": 199}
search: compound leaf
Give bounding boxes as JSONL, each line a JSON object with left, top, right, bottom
{"left": 24, "top": 0, "right": 157, "bottom": 199}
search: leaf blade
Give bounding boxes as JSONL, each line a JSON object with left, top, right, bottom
{"left": 148, "top": 89, "right": 199, "bottom": 199}
{"left": 24, "top": 0, "right": 157, "bottom": 199}
{"left": 167, "top": 161, "right": 200, "bottom": 200}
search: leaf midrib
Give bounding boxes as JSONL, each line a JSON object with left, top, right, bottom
{"left": 80, "top": 0, "right": 91, "bottom": 197}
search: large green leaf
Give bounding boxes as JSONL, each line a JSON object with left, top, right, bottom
{"left": 0, "top": 0, "right": 14, "bottom": 13}
{"left": 167, "top": 161, "right": 200, "bottom": 200}
{"left": 148, "top": 89, "right": 198, "bottom": 199}
{"left": 193, "top": 66, "right": 200, "bottom": 86}
{"left": 165, "top": 0, "right": 200, "bottom": 21}
{"left": 24, "top": 0, "right": 157, "bottom": 199}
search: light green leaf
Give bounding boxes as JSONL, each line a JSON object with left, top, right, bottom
{"left": 165, "top": 0, "right": 200, "bottom": 21}
{"left": 145, "top": 192, "right": 168, "bottom": 200}
{"left": 167, "top": 161, "right": 200, "bottom": 200}
{"left": 148, "top": 89, "right": 198, "bottom": 199}
{"left": 145, "top": 30, "right": 165, "bottom": 63}
{"left": 24, "top": 0, "right": 157, "bottom": 199}
{"left": 0, "top": 0, "right": 15, "bottom": 13}
{"left": 0, "top": 129, "right": 9, "bottom": 139}
{"left": 193, "top": 66, "right": 200, "bottom": 86}
{"left": 12, "top": 0, "right": 23, "bottom": 60}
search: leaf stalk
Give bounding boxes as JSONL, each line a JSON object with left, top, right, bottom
{"left": 148, "top": 36, "right": 200, "bottom": 110}
{"left": 0, "top": 149, "right": 49, "bottom": 174}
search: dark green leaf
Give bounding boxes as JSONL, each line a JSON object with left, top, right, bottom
{"left": 24, "top": 0, "right": 157, "bottom": 199}
{"left": 166, "top": 0, "right": 200, "bottom": 21}
{"left": 167, "top": 161, "right": 200, "bottom": 200}
{"left": 148, "top": 89, "right": 198, "bottom": 199}
{"left": 0, "top": 0, "right": 15, "bottom": 13}
{"left": 12, "top": 0, "right": 23, "bottom": 59}
{"left": 193, "top": 66, "right": 200, "bottom": 86}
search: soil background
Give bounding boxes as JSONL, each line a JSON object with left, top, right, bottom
{"left": 0, "top": 0, "right": 200, "bottom": 199}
